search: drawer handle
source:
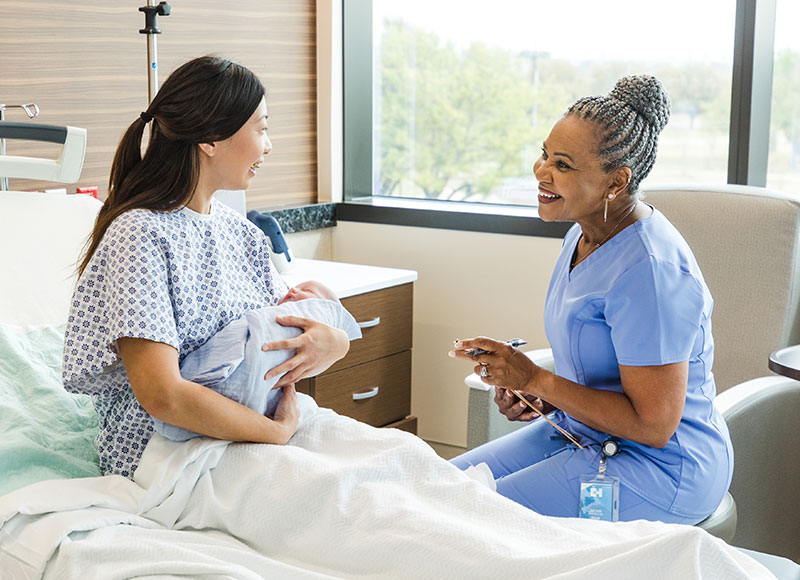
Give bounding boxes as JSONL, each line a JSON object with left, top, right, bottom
{"left": 357, "top": 316, "right": 381, "bottom": 329}
{"left": 352, "top": 386, "right": 380, "bottom": 400}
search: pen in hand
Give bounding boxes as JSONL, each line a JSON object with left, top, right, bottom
{"left": 465, "top": 338, "right": 527, "bottom": 357}
{"left": 464, "top": 338, "right": 584, "bottom": 449}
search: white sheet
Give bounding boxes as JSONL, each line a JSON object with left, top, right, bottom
{"left": 0, "top": 395, "right": 774, "bottom": 580}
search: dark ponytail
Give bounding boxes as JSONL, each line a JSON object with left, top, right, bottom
{"left": 79, "top": 55, "right": 265, "bottom": 275}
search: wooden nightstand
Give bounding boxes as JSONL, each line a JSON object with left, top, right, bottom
{"left": 285, "top": 260, "right": 417, "bottom": 434}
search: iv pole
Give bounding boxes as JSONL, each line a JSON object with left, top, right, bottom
{"left": 139, "top": 1, "right": 171, "bottom": 104}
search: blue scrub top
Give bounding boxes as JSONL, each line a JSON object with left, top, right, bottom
{"left": 544, "top": 207, "right": 733, "bottom": 518}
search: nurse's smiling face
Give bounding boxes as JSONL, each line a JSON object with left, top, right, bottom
{"left": 533, "top": 115, "right": 617, "bottom": 224}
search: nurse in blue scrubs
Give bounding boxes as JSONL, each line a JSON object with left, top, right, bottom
{"left": 451, "top": 75, "right": 733, "bottom": 524}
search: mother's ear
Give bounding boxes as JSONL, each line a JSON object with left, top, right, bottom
{"left": 198, "top": 142, "right": 216, "bottom": 158}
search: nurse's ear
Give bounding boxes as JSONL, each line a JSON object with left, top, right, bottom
{"left": 607, "top": 166, "right": 632, "bottom": 198}
{"left": 198, "top": 142, "right": 217, "bottom": 158}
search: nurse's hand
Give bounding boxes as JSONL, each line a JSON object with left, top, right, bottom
{"left": 494, "top": 387, "right": 555, "bottom": 422}
{"left": 450, "top": 336, "right": 540, "bottom": 389}
{"left": 263, "top": 316, "right": 350, "bottom": 387}
{"left": 450, "top": 336, "right": 554, "bottom": 418}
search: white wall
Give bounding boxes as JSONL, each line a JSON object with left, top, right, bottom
{"left": 286, "top": 228, "right": 334, "bottom": 261}
{"left": 329, "top": 221, "right": 562, "bottom": 447}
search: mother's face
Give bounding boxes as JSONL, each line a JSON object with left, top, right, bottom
{"left": 533, "top": 115, "right": 617, "bottom": 224}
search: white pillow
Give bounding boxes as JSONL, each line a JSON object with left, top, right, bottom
{"left": 0, "top": 191, "right": 101, "bottom": 329}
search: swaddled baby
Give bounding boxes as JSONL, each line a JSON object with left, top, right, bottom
{"left": 153, "top": 281, "right": 361, "bottom": 442}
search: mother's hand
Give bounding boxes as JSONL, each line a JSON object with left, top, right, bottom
{"left": 263, "top": 315, "right": 350, "bottom": 387}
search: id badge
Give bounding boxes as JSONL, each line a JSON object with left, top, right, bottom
{"left": 579, "top": 474, "right": 619, "bottom": 522}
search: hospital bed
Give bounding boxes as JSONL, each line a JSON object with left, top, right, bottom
{"left": 0, "top": 125, "right": 788, "bottom": 579}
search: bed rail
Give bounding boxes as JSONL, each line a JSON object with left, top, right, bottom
{"left": 0, "top": 121, "right": 87, "bottom": 187}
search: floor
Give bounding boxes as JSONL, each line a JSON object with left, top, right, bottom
{"left": 425, "top": 441, "right": 465, "bottom": 460}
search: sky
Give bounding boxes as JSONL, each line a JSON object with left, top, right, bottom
{"left": 377, "top": 1, "right": 798, "bottom": 64}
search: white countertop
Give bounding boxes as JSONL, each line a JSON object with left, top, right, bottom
{"left": 282, "top": 258, "right": 417, "bottom": 299}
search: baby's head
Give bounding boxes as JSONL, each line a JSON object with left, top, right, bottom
{"left": 278, "top": 280, "right": 339, "bottom": 305}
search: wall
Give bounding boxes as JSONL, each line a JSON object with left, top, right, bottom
{"left": 332, "top": 221, "right": 562, "bottom": 447}
{"left": 286, "top": 228, "right": 334, "bottom": 261}
{"left": 0, "top": 0, "right": 317, "bottom": 210}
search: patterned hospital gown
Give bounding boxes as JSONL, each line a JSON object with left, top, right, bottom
{"left": 62, "top": 200, "right": 288, "bottom": 478}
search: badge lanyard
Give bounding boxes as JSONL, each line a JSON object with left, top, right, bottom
{"left": 578, "top": 439, "right": 621, "bottom": 522}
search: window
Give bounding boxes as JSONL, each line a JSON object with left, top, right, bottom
{"left": 347, "top": 0, "right": 737, "bottom": 207}
{"left": 767, "top": 0, "right": 800, "bottom": 191}
{"left": 344, "top": 0, "right": 782, "bottom": 223}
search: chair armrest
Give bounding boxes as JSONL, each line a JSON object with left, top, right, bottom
{"left": 464, "top": 348, "right": 555, "bottom": 391}
{"left": 713, "top": 374, "right": 800, "bottom": 562}
{"left": 715, "top": 374, "right": 800, "bottom": 418}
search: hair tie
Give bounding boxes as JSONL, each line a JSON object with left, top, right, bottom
{"left": 140, "top": 111, "right": 153, "bottom": 123}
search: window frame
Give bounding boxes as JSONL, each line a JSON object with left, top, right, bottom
{"left": 341, "top": 0, "right": 777, "bottom": 235}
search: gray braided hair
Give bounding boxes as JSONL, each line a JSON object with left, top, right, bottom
{"left": 567, "top": 75, "right": 670, "bottom": 196}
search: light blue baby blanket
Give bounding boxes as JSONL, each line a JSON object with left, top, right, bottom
{"left": 153, "top": 299, "right": 361, "bottom": 441}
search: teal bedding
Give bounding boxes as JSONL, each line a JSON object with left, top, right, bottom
{"left": 0, "top": 324, "right": 100, "bottom": 496}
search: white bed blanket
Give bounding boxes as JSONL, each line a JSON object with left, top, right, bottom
{"left": 0, "top": 396, "right": 774, "bottom": 580}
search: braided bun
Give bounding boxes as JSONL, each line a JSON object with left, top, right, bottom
{"left": 609, "top": 75, "right": 670, "bottom": 133}
{"left": 566, "top": 74, "right": 671, "bottom": 196}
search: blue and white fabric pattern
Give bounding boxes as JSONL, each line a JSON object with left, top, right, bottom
{"left": 153, "top": 298, "right": 362, "bottom": 442}
{"left": 62, "top": 200, "right": 288, "bottom": 478}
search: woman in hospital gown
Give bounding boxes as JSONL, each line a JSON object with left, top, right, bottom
{"left": 451, "top": 75, "right": 733, "bottom": 524}
{"left": 62, "top": 56, "right": 350, "bottom": 479}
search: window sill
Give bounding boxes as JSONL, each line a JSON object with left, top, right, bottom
{"left": 336, "top": 197, "right": 571, "bottom": 238}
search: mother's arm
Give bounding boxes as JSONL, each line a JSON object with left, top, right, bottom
{"left": 117, "top": 337, "right": 299, "bottom": 444}
{"left": 262, "top": 315, "right": 350, "bottom": 388}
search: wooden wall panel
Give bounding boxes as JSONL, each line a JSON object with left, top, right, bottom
{"left": 0, "top": 0, "right": 317, "bottom": 210}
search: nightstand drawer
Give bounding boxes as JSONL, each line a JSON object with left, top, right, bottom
{"left": 313, "top": 351, "right": 411, "bottom": 427}
{"left": 327, "top": 283, "right": 413, "bottom": 373}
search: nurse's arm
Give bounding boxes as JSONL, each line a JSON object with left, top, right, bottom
{"left": 532, "top": 361, "right": 688, "bottom": 449}
{"left": 117, "top": 336, "right": 298, "bottom": 444}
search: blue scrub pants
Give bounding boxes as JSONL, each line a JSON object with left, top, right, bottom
{"left": 451, "top": 418, "right": 702, "bottom": 524}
